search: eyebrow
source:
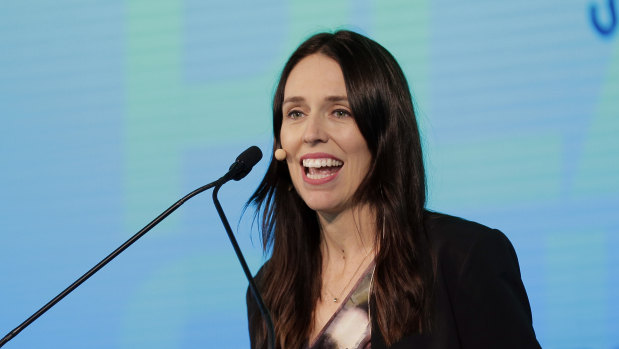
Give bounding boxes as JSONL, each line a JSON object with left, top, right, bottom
{"left": 325, "top": 95, "right": 348, "bottom": 103}
{"left": 282, "top": 95, "right": 349, "bottom": 104}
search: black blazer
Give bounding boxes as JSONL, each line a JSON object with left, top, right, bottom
{"left": 248, "top": 212, "right": 541, "bottom": 348}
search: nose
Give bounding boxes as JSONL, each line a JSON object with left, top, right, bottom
{"left": 303, "top": 114, "right": 328, "bottom": 144}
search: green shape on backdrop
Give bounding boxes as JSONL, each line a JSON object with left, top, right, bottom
{"left": 125, "top": 0, "right": 276, "bottom": 234}
{"left": 573, "top": 39, "right": 619, "bottom": 197}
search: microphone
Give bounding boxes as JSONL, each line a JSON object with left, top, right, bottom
{"left": 227, "top": 145, "right": 263, "bottom": 181}
{"left": 0, "top": 146, "right": 267, "bottom": 348}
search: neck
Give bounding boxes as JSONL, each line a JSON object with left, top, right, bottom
{"left": 317, "top": 204, "right": 377, "bottom": 263}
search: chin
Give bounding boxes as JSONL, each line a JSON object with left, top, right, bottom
{"left": 304, "top": 200, "right": 335, "bottom": 213}
{"left": 298, "top": 194, "right": 334, "bottom": 212}
{"left": 303, "top": 197, "right": 348, "bottom": 216}
{"left": 292, "top": 182, "right": 351, "bottom": 215}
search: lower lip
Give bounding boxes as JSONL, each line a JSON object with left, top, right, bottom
{"left": 301, "top": 167, "right": 341, "bottom": 185}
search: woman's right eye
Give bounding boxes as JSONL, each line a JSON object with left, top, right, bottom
{"left": 287, "top": 110, "right": 304, "bottom": 119}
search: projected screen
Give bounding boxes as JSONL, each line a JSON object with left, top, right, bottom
{"left": 1, "top": 1, "right": 618, "bottom": 348}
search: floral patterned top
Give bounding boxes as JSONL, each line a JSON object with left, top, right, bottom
{"left": 308, "top": 264, "right": 374, "bottom": 349}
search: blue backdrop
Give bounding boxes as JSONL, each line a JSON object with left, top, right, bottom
{"left": 1, "top": 1, "right": 618, "bottom": 348}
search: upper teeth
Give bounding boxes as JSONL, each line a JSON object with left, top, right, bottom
{"left": 303, "top": 158, "right": 343, "bottom": 168}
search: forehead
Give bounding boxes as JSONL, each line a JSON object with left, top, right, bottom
{"left": 283, "top": 54, "right": 347, "bottom": 99}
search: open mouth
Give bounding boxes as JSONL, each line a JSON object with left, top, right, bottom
{"left": 302, "top": 158, "right": 343, "bottom": 180}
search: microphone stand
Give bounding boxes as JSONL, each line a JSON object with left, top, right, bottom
{"left": 213, "top": 183, "right": 276, "bottom": 349}
{"left": 0, "top": 146, "right": 275, "bottom": 349}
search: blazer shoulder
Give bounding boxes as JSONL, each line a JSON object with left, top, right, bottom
{"left": 424, "top": 211, "right": 508, "bottom": 250}
{"left": 423, "top": 212, "right": 540, "bottom": 348}
{"left": 423, "top": 211, "right": 519, "bottom": 276}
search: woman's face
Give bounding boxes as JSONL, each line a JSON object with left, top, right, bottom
{"left": 280, "top": 54, "right": 372, "bottom": 216}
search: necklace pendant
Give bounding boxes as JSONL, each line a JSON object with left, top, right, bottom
{"left": 333, "top": 297, "right": 338, "bottom": 303}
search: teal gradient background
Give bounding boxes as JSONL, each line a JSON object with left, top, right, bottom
{"left": 1, "top": 1, "right": 618, "bottom": 348}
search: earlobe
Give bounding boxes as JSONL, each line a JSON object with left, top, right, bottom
{"left": 274, "top": 148, "right": 287, "bottom": 161}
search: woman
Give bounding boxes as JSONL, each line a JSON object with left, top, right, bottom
{"left": 247, "top": 30, "right": 540, "bottom": 349}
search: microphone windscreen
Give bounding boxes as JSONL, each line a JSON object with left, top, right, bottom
{"left": 237, "top": 146, "right": 263, "bottom": 169}
{"left": 229, "top": 146, "right": 263, "bottom": 181}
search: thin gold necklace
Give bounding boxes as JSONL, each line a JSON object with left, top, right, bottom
{"left": 325, "top": 249, "right": 374, "bottom": 303}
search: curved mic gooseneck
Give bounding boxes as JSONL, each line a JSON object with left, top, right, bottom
{"left": 0, "top": 146, "right": 274, "bottom": 349}
{"left": 213, "top": 145, "right": 276, "bottom": 349}
{"left": 213, "top": 181, "right": 276, "bottom": 349}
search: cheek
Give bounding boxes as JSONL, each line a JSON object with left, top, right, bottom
{"left": 279, "top": 125, "right": 294, "bottom": 150}
{"left": 350, "top": 153, "right": 372, "bottom": 182}
{"left": 279, "top": 132, "right": 298, "bottom": 173}
{"left": 344, "top": 133, "right": 372, "bottom": 168}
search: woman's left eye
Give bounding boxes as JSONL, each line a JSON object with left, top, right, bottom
{"left": 333, "top": 109, "right": 351, "bottom": 118}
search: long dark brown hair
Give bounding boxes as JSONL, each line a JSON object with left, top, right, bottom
{"left": 248, "top": 30, "right": 433, "bottom": 348}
